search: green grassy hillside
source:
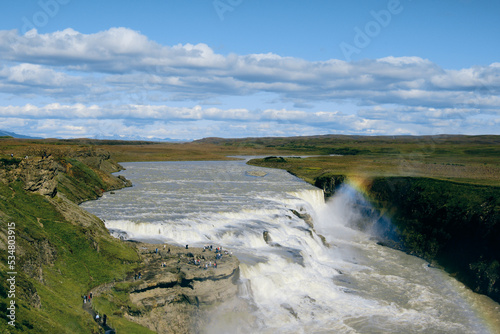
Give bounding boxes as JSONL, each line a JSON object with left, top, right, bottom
{"left": 0, "top": 152, "right": 150, "bottom": 333}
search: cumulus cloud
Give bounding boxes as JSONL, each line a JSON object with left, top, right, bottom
{"left": 0, "top": 27, "right": 499, "bottom": 138}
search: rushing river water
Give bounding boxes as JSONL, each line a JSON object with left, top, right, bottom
{"left": 81, "top": 160, "right": 500, "bottom": 334}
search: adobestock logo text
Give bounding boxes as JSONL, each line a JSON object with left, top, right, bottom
{"left": 21, "top": 0, "right": 71, "bottom": 36}
{"left": 340, "top": 0, "right": 410, "bottom": 61}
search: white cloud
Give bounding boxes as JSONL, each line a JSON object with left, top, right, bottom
{"left": 0, "top": 28, "right": 499, "bottom": 138}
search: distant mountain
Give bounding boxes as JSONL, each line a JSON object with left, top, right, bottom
{"left": 0, "top": 130, "right": 43, "bottom": 139}
{"left": 0, "top": 130, "right": 188, "bottom": 142}
{"left": 91, "top": 134, "right": 190, "bottom": 142}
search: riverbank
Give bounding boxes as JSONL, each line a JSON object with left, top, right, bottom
{"left": 0, "top": 157, "right": 140, "bottom": 332}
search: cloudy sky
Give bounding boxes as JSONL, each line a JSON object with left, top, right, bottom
{"left": 0, "top": 0, "right": 499, "bottom": 140}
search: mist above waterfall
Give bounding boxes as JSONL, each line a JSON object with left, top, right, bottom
{"left": 315, "top": 184, "right": 400, "bottom": 246}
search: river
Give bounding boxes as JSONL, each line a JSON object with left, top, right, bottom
{"left": 80, "top": 160, "right": 500, "bottom": 334}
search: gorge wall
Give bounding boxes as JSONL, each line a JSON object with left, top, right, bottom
{"left": 314, "top": 174, "right": 500, "bottom": 304}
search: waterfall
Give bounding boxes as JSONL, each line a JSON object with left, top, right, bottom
{"left": 288, "top": 188, "right": 326, "bottom": 212}
{"left": 81, "top": 161, "right": 499, "bottom": 334}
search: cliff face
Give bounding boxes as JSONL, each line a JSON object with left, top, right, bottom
{"left": 0, "top": 157, "right": 58, "bottom": 197}
{"left": 56, "top": 148, "right": 132, "bottom": 203}
{"left": 314, "top": 175, "right": 500, "bottom": 303}
{"left": 0, "top": 148, "right": 131, "bottom": 201}
{"left": 313, "top": 174, "right": 346, "bottom": 198}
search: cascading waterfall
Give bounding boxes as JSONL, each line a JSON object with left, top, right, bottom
{"left": 287, "top": 189, "right": 326, "bottom": 211}
{"left": 81, "top": 160, "right": 500, "bottom": 334}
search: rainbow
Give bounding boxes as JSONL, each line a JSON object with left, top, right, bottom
{"left": 344, "top": 175, "right": 373, "bottom": 198}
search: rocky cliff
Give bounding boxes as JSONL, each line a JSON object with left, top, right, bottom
{"left": 0, "top": 147, "right": 131, "bottom": 201}
{"left": 313, "top": 174, "right": 346, "bottom": 198}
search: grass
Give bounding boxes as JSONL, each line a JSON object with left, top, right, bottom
{"left": 92, "top": 293, "right": 156, "bottom": 334}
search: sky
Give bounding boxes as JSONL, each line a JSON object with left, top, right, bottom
{"left": 0, "top": 0, "right": 499, "bottom": 140}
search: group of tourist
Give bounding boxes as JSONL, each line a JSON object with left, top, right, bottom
{"left": 82, "top": 291, "right": 108, "bottom": 327}
{"left": 83, "top": 291, "right": 93, "bottom": 304}
{"left": 204, "top": 261, "right": 217, "bottom": 269}
{"left": 203, "top": 245, "right": 232, "bottom": 256}
{"left": 190, "top": 257, "right": 217, "bottom": 269}
{"left": 151, "top": 243, "right": 234, "bottom": 271}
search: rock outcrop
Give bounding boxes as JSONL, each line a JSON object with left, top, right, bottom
{"left": 0, "top": 157, "right": 59, "bottom": 196}
{"left": 313, "top": 174, "right": 346, "bottom": 198}
{"left": 0, "top": 148, "right": 132, "bottom": 201}
{"left": 96, "top": 244, "right": 240, "bottom": 334}
{"left": 20, "top": 158, "right": 59, "bottom": 197}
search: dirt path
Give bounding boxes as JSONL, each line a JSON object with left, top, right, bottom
{"left": 82, "top": 298, "right": 115, "bottom": 334}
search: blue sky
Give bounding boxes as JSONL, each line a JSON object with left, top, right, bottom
{"left": 0, "top": 0, "right": 499, "bottom": 139}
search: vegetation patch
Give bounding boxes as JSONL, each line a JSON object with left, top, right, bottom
{"left": 0, "top": 157, "right": 22, "bottom": 167}
{"left": 327, "top": 147, "right": 368, "bottom": 155}
{"left": 263, "top": 156, "right": 287, "bottom": 162}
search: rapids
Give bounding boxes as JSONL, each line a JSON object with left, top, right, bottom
{"left": 81, "top": 160, "right": 500, "bottom": 333}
